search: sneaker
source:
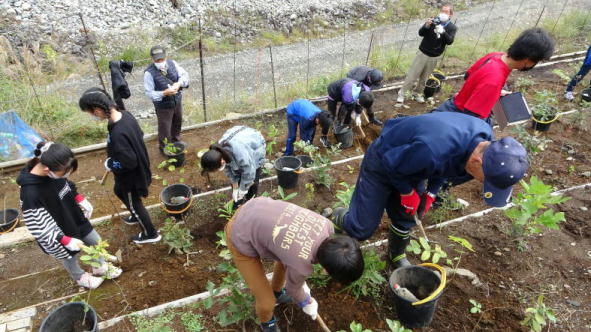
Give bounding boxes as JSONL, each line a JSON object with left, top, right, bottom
{"left": 319, "top": 136, "right": 331, "bottom": 148}
{"left": 93, "top": 262, "right": 122, "bottom": 279}
{"left": 132, "top": 232, "right": 162, "bottom": 244}
{"left": 564, "top": 91, "right": 574, "bottom": 101}
{"left": 77, "top": 272, "right": 104, "bottom": 289}
{"left": 122, "top": 216, "right": 138, "bottom": 225}
{"left": 415, "top": 95, "right": 425, "bottom": 103}
{"left": 396, "top": 94, "right": 404, "bottom": 103}
{"left": 274, "top": 288, "right": 293, "bottom": 305}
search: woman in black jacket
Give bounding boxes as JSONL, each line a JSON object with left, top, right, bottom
{"left": 79, "top": 88, "right": 160, "bottom": 244}
{"left": 18, "top": 142, "right": 122, "bottom": 289}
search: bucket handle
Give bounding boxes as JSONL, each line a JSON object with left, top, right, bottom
{"left": 294, "top": 168, "right": 304, "bottom": 174}
{"left": 161, "top": 196, "right": 194, "bottom": 215}
{"left": 0, "top": 217, "right": 19, "bottom": 235}
{"left": 411, "top": 263, "right": 447, "bottom": 306}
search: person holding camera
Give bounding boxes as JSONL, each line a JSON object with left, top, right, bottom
{"left": 397, "top": 3, "right": 456, "bottom": 104}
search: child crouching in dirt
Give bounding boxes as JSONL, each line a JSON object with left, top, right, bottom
{"left": 18, "top": 142, "right": 122, "bottom": 289}
{"left": 201, "top": 125, "right": 266, "bottom": 208}
{"left": 79, "top": 88, "right": 160, "bottom": 244}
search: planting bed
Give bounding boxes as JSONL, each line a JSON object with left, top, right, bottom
{"left": 1, "top": 60, "right": 590, "bottom": 331}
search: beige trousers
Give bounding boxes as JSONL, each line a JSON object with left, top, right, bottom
{"left": 399, "top": 50, "right": 442, "bottom": 97}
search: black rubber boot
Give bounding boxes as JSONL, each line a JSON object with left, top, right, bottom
{"left": 387, "top": 224, "right": 411, "bottom": 271}
{"left": 261, "top": 317, "right": 280, "bottom": 332}
{"left": 367, "top": 112, "right": 383, "bottom": 126}
{"left": 331, "top": 207, "right": 347, "bottom": 233}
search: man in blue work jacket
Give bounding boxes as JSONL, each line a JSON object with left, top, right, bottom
{"left": 284, "top": 99, "right": 332, "bottom": 155}
{"left": 331, "top": 111, "right": 529, "bottom": 269}
{"left": 564, "top": 44, "right": 591, "bottom": 101}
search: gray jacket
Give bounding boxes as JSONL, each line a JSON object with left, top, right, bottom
{"left": 220, "top": 126, "right": 266, "bottom": 191}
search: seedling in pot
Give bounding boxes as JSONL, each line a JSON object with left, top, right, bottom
{"left": 531, "top": 90, "right": 559, "bottom": 122}
{"left": 161, "top": 217, "right": 193, "bottom": 255}
{"left": 521, "top": 295, "right": 556, "bottom": 332}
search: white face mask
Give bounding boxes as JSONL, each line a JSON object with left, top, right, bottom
{"left": 154, "top": 61, "right": 167, "bottom": 70}
{"left": 438, "top": 13, "right": 450, "bottom": 23}
{"left": 48, "top": 170, "right": 71, "bottom": 179}
{"left": 218, "top": 164, "right": 226, "bottom": 171}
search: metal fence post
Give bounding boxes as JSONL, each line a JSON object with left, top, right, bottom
{"left": 268, "top": 45, "right": 278, "bottom": 110}
{"left": 198, "top": 17, "right": 207, "bottom": 122}
{"left": 79, "top": 13, "right": 106, "bottom": 91}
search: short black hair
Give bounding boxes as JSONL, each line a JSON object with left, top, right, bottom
{"left": 507, "top": 28, "right": 555, "bottom": 62}
{"left": 78, "top": 87, "right": 118, "bottom": 115}
{"left": 200, "top": 143, "right": 232, "bottom": 173}
{"left": 358, "top": 91, "right": 374, "bottom": 109}
{"left": 317, "top": 235, "right": 364, "bottom": 285}
{"left": 28, "top": 142, "right": 78, "bottom": 173}
{"left": 317, "top": 111, "right": 333, "bottom": 134}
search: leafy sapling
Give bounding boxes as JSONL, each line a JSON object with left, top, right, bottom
{"left": 337, "top": 321, "right": 373, "bottom": 332}
{"left": 344, "top": 249, "right": 385, "bottom": 299}
{"left": 333, "top": 182, "right": 355, "bottom": 209}
{"left": 161, "top": 218, "right": 194, "bottom": 255}
{"left": 504, "top": 176, "right": 569, "bottom": 243}
{"left": 265, "top": 124, "right": 279, "bottom": 155}
{"left": 521, "top": 295, "right": 557, "bottom": 332}
{"left": 308, "top": 263, "right": 330, "bottom": 288}
{"left": 217, "top": 200, "right": 235, "bottom": 221}
{"left": 386, "top": 319, "right": 412, "bottom": 332}
{"left": 407, "top": 237, "right": 450, "bottom": 265}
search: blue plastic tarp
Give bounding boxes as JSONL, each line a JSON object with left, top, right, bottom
{"left": 0, "top": 110, "right": 43, "bottom": 161}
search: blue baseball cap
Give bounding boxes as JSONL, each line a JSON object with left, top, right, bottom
{"left": 482, "top": 136, "right": 529, "bottom": 207}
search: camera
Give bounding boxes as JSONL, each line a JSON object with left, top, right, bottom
{"left": 432, "top": 17, "right": 442, "bottom": 25}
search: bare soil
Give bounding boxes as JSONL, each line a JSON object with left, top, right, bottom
{"left": 1, "top": 61, "right": 590, "bottom": 331}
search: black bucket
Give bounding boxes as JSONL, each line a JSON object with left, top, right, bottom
{"left": 40, "top": 302, "right": 99, "bottom": 332}
{"left": 296, "top": 155, "right": 313, "bottom": 168}
{"left": 424, "top": 78, "right": 441, "bottom": 98}
{"left": 531, "top": 114, "right": 558, "bottom": 132}
{"left": 0, "top": 209, "right": 19, "bottom": 234}
{"left": 389, "top": 264, "right": 445, "bottom": 328}
{"left": 274, "top": 156, "right": 302, "bottom": 189}
{"left": 333, "top": 124, "right": 353, "bottom": 149}
{"left": 160, "top": 184, "right": 193, "bottom": 214}
{"left": 163, "top": 142, "right": 186, "bottom": 167}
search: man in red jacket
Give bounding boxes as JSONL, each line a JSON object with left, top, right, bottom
{"left": 433, "top": 28, "right": 555, "bottom": 125}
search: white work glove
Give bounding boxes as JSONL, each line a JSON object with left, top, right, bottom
{"left": 236, "top": 188, "right": 249, "bottom": 202}
{"left": 435, "top": 25, "right": 445, "bottom": 35}
{"left": 78, "top": 198, "right": 94, "bottom": 220}
{"left": 355, "top": 115, "right": 362, "bottom": 127}
{"left": 232, "top": 188, "right": 239, "bottom": 202}
{"left": 64, "top": 237, "right": 84, "bottom": 252}
{"left": 302, "top": 297, "right": 319, "bottom": 320}
{"left": 104, "top": 158, "right": 111, "bottom": 172}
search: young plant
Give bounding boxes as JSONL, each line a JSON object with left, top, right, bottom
{"left": 265, "top": 124, "right": 279, "bottom": 156}
{"left": 204, "top": 232, "right": 256, "bottom": 327}
{"left": 308, "top": 264, "right": 330, "bottom": 288}
{"left": 423, "top": 188, "right": 464, "bottom": 224}
{"left": 156, "top": 159, "right": 186, "bottom": 185}
{"left": 305, "top": 182, "right": 315, "bottom": 202}
{"left": 469, "top": 299, "right": 482, "bottom": 314}
{"left": 520, "top": 295, "right": 557, "bottom": 332}
{"left": 277, "top": 185, "right": 298, "bottom": 201}
{"left": 347, "top": 165, "right": 355, "bottom": 174}
{"left": 514, "top": 77, "right": 535, "bottom": 93}
{"left": 531, "top": 90, "right": 559, "bottom": 122}
{"left": 386, "top": 319, "right": 412, "bottom": 332}
{"left": 511, "top": 125, "right": 552, "bottom": 159}
{"left": 80, "top": 240, "right": 114, "bottom": 270}
{"left": 180, "top": 312, "right": 205, "bottom": 332}
{"left": 344, "top": 249, "right": 386, "bottom": 299}
{"left": 337, "top": 321, "right": 373, "bottom": 332}
{"left": 407, "top": 237, "right": 451, "bottom": 265}
{"left": 504, "top": 176, "right": 570, "bottom": 241}
{"left": 333, "top": 182, "right": 355, "bottom": 209}
{"left": 161, "top": 218, "right": 194, "bottom": 255}
{"left": 551, "top": 69, "right": 572, "bottom": 84}
{"left": 217, "top": 200, "right": 235, "bottom": 221}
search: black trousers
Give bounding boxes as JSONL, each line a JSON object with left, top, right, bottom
{"left": 156, "top": 102, "right": 183, "bottom": 149}
{"left": 114, "top": 185, "right": 157, "bottom": 237}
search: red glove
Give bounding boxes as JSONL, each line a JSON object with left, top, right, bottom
{"left": 418, "top": 192, "right": 437, "bottom": 217}
{"left": 400, "top": 190, "right": 421, "bottom": 215}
